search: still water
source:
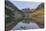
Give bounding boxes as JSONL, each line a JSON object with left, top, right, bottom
{"left": 11, "top": 21, "right": 40, "bottom": 30}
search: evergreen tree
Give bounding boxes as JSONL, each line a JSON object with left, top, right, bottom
{"left": 5, "top": 7, "right": 14, "bottom": 23}
{"left": 38, "top": 3, "right": 44, "bottom": 9}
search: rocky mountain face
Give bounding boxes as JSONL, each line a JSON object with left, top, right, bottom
{"left": 5, "top": 1, "right": 24, "bottom": 31}
{"left": 31, "top": 3, "right": 44, "bottom": 28}
{"left": 5, "top": 1, "right": 24, "bottom": 24}
{"left": 22, "top": 8, "right": 32, "bottom": 13}
{"left": 21, "top": 8, "right": 34, "bottom": 20}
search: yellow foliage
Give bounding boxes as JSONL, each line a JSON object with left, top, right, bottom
{"left": 32, "top": 8, "right": 44, "bottom": 24}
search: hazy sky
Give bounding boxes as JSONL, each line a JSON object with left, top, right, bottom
{"left": 9, "top": 0, "right": 41, "bottom": 9}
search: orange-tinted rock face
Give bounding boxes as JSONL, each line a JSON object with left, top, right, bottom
{"left": 32, "top": 8, "right": 44, "bottom": 24}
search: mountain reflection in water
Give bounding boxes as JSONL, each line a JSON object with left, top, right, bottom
{"left": 11, "top": 21, "right": 40, "bottom": 30}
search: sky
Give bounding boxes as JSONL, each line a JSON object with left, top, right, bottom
{"left": 9, "top": 0, "right": 41, "bottom": 9}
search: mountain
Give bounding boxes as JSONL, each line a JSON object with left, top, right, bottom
{"left": 22, "top": 8, "right": 32, "bottom": 13}
{"left": 32, "top": 3, "right": 44, "bottom": 25}
{"left": 5, "top": 1, "right": 24, "bottom": 31}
